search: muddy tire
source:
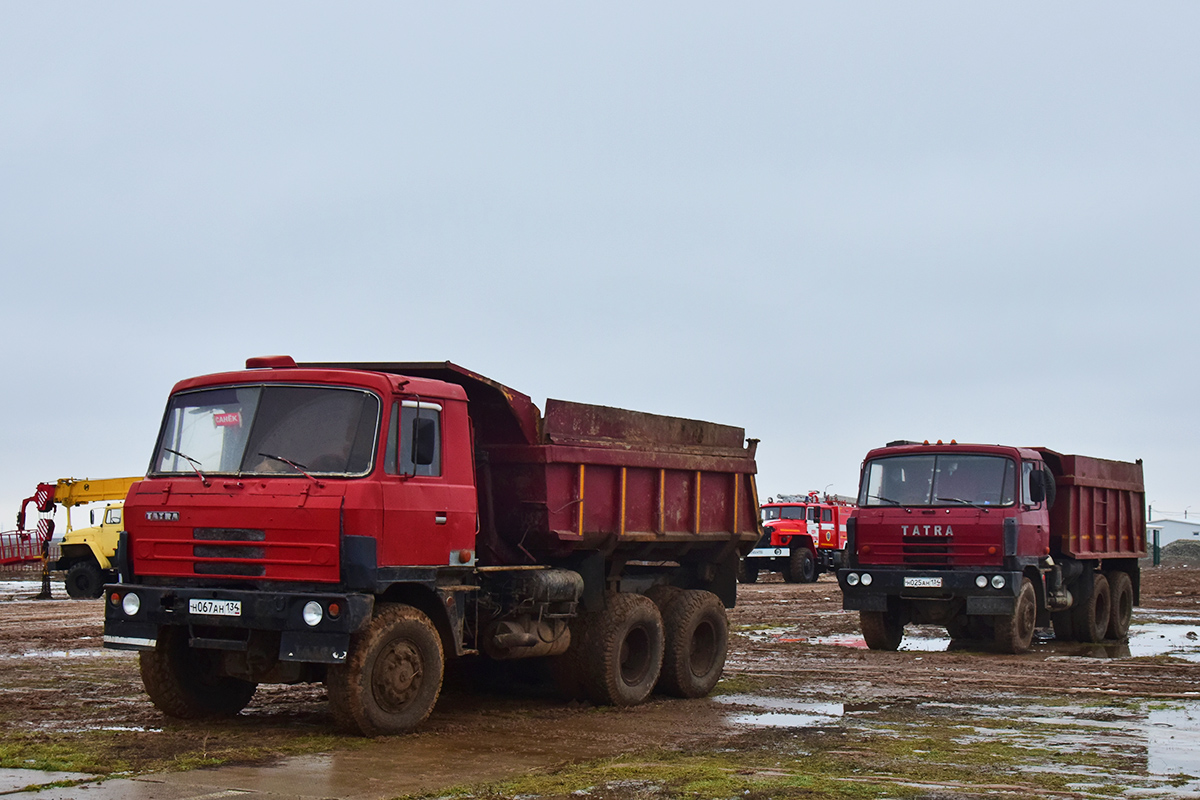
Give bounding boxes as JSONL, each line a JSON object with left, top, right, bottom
{"left": 785, "top": 547, "right": 816, "bottom": 584}
{"left": 1071, "top": 573, "right": 1111, "bottom": 643}
{"left": 994, "top": 578, "right": 1037, "bottom": 654}
{"left": 580, "top": 592, "right": 663, "bottom": 706}
{"left": 738, "top": 560, "right": 759, "bottom": 584}
{"left": 644, "top": 584, "right": 683, "bottom": 611}
{"left": 326, "top": 604, "right": 444, "bottom": 736}
{"left": 139, "top": 626, "right": 257, "bottom": 719}
{"left": 1051, "top": 610, "right": 1075, "bottom": 641}
{"left": 657, "top": 590, "right": 728, "bottom": 698}
{"left": 1105, "top": 571, "right": 1134, "bottom": 640}
{"left": 860, "top": 610, "right": 904, "bottom": 651}
{"left": 64, "top": 560, "right": 103, "bottom": 599}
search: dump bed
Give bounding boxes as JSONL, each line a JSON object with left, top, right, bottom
{"left": 306, "top": 361, "right": 762, "bottom": 565}
{"left": 1036, "top": 449, "right": 1146, "bottom": 559}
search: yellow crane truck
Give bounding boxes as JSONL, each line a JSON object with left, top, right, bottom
{"left": 16, "top": 477, "right": 140, "bottom": 598}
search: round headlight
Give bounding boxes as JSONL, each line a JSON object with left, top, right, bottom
{"left": 846, "top": 573, "right": 860, "bottom": 586}
{"left": 991, "top": 575, "right": 1006, "bottom": 589}
{"left": 975, "top": 575, "right": 989, "bottom": 589}
{"left": 121, "top": 592, "right": 141, "bottom": 616}
{"left": 860, "top": 573, "right": 873, "bottom": 586}
{"left": 302, "top": 601, "right": 324, "bottom": 627}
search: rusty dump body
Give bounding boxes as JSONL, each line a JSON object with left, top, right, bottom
{"left": 316, "top": 361, "right": 762, "bottom": 566}
{"left": 1037, "top": 448, "right": 1146, "bottom": 559}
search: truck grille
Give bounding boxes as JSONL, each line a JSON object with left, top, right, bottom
{"left": 192, "top": 528, "right": 267, "bottom": 577}
{"left": 901, "top": 534, "right": 951, "bottom": 566}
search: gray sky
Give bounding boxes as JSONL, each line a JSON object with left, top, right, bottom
{"left": 3, "top": 3, "right": 1198, "bottom": 526}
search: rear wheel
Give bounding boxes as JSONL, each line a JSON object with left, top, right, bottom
{"left": 994, "top": 578, "right": 1037, "bottom": 654}
{"left": 1105, "top": 571, "right": 1134, "bottom": 639}
{"left": 326, "top": 604, "right": 444, "bottom": 736}
{"left": 860, "top": 610, "right": 904, "bottom": 651}
{"left": 64, "top": 560, "right": 104, "bottom": 599}
{"left": 1071, "top": 573, "right": 1111, "bottom": 643}
{"left": 657, "top": 590, "right": 728, "bottom": 698}
{"left": 580, "top": 593, "right": 663, "bottom": 706}
{"left": 140, "top": 626, "right": 257, "bottom": 719}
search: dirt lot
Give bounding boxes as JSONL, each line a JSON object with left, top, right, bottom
{"left": 0, "top": 564, "right": 1198, "bottom": 799}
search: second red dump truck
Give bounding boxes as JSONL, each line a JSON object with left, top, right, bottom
{"left": 838, "top": 441, "right": 1145, "bottom": 654}
{"left": 103, "top": 358, "right": 761, "bottom": 735}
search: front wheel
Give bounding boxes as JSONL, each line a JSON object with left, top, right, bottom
{"left": 580, "top": 592, "right": 664, "bottom": 706}
{"left": 139, "top": 627, "right": 257, "bottom": 718}
{"left": 860, "top": 610, "right": 904, "bottom": 651}
{"left": 994, "top": 578, "right": 1037, "bottom": 654}
{"left": 657, "top": 590, "right": 728, "bottom": 698}
{"left": 64, "top": 560, "right": 104, "bottom": 599}
{"left": 326, "top": 604, "right": 444, "bottom": 736}
{"left": 738, "top": 560, "right": 759, "bottom": 584}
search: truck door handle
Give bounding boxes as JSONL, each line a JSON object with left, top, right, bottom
{"left": 435, "top": 513, "right": 447, "bottom": 525}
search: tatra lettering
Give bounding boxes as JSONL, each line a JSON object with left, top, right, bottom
{"left": 900, "top": 524, "right": 955, "bottom": 537}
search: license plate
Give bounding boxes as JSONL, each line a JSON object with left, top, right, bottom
{"left": 903, "top": 577, "right": 943, "bottom": 588}
{"left": 189, "top": 598, "right": 241, "bottom": 617}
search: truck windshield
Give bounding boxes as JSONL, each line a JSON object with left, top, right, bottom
{"left": 761, "top": 506, "right": 806, "bottom": 522}
{"left": 151, "top": 385, "right": 380, "bottom": 476}
{"left": 858, "top": 454, "right": 1016, "bottom": 508}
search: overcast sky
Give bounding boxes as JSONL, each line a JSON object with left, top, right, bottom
{"left": 2, "top": 3, "right": 1197, "bottom": 527}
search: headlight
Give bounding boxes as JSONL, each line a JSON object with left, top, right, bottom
{"left": 975, "top": 575, "right": 988, "bottom": 588}
{"left": 302, "top": 601, "right": 324, "bottom": 627}
{"left": 846, "top": 573, "right": 860, "bottom": 586}
{"left": 860, "top": 573, "right": 873, "bottom": 586}
{"left": 991, "top": 575, "right": 1006, "bottom": 589}
{"left": 121, "top": 592, "right": 141, "bottom": 616}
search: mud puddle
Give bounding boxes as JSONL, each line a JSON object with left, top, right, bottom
{"left": 758, "top": 610, "right": 1200, "bottom": 661}
{"left": 718, "top": 692, "right": 1200, "bottom": 795}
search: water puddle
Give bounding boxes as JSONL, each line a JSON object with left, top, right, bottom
{"left": 719, "top": 693, "right": 1200, "bottom": 794}
{"left": 714, "top": 694, "right": 843, "bottom": 728}
{"left": 763, "top": 613, "right": 1200, "bottom": 661}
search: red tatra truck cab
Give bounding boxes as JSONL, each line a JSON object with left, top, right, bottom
{"left": 838, "top": 441, "right": 1145, "bottom": 654}
{"left": 743, "top": 492, "right": 854, "bottom": 583}
{"left": 103, "top": 358, "right": 761, "bottom": 735}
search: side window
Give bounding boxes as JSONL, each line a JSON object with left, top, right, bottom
{"left": 1021, "top": 461, "right": 1035, "bottom": 505}
{"left": 397, "top": 401, "right": 442, "bottom": 477}
{"left": 106, "top": 507, "right": 122, "bottom": 526}
{"left": 808, "top": 507, "right": 819, "bottom": 522}
{"left": 822, "top": 508, "right": 832, "bottom": 522}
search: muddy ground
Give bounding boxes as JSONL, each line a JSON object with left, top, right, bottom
{"left": 0, "top": 565, "right": 1198, "bottom": 799}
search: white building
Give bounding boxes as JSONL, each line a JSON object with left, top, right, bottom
{"left": 1147, "top": 518, "right": 1200, "bottom": 548}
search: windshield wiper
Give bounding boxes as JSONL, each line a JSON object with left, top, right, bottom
{"left": 937, "top": 496, "right": 991, "bottom": 512}
{"left": 866, "top": 494, "right": 901, "bottom": 506}
{"left": 257, "top": 452, "right": 320, "bottom": 484}
{"left": 163, "top": 447, "right": 211, "bottom": 487}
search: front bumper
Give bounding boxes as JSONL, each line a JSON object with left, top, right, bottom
{"left": 102, "top": 583, "right": 374, "bottom": 664}
{"left": 837, "top": 568, "right": 1023, "bottom": 615}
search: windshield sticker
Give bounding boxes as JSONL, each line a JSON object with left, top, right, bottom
{"left": 213, "top": 411, "right": 242, "bottom": 428}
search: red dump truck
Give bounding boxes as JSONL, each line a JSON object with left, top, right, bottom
{"left": 838, "top": 441, "right": 1145, "bottom": 654}
{"left": 103, "top": 358, "right": 761, "bottom": 735}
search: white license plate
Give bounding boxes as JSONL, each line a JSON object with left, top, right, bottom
{"left": 903, "top": 577, "right": 943, "bottom": 588}
{"left": 189, "top": 598, "right": 242, "bottom": 617}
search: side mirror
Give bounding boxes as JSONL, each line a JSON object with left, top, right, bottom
{"left": 90, "top": 510, "right": 96, "bottom": 526}
{"left": 411, "top": 417, "right": 436, "bottom": 467}
{"left": 1028, "top": 470, "right": 1046, "bottom": 504}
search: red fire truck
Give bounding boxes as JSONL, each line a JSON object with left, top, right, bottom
{"left": 742, "top": 492, "right": 854, "bottom": 583}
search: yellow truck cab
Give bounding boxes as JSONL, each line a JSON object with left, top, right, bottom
{"left": 57, "top": 503, "right": 124, "bottom": 598}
